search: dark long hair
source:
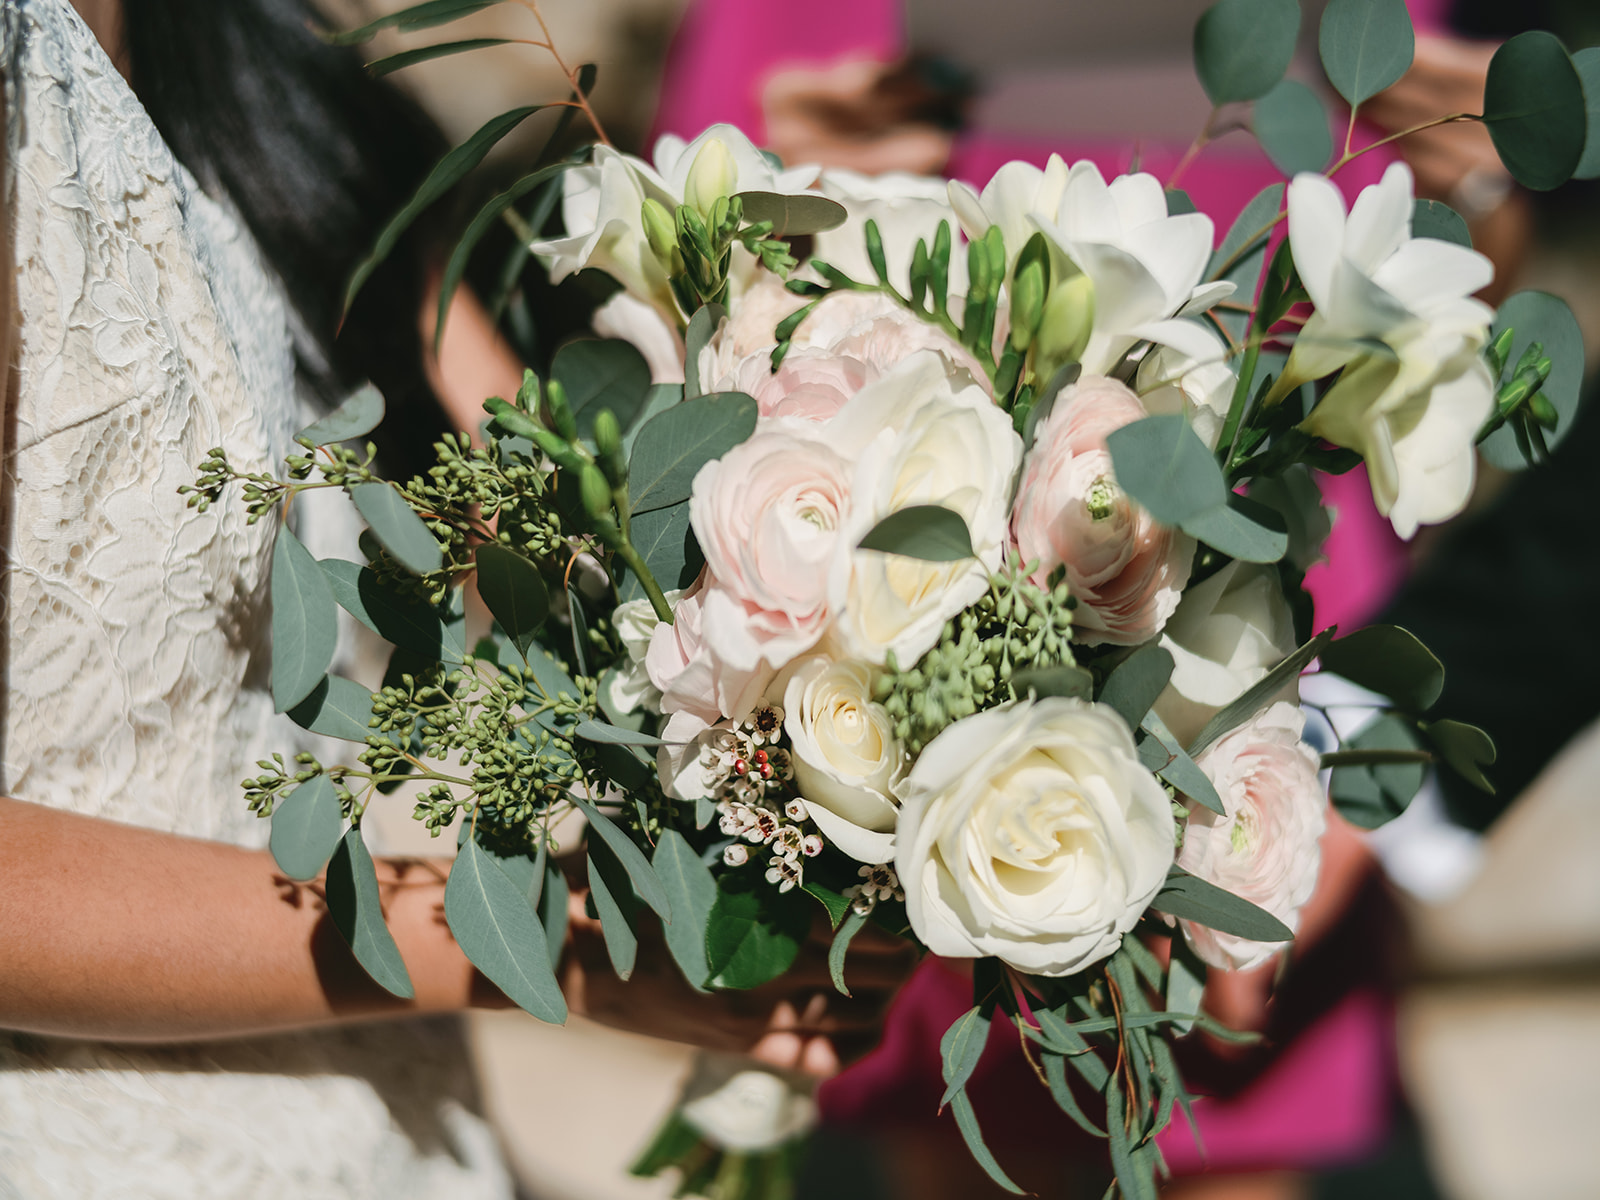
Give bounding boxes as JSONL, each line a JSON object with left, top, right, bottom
{"left": 121, "top": 0, "right": 453, "bottom": 475}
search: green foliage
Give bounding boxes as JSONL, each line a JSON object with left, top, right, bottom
{"left": 1100, "top": 645, "right": 1175, "bottom": 731}
{"left": 1480, "top": 291, "right": 1584, "bottom": 469}
{"left": 1320, "top": 624, "right": 1444, "bottom": 711}
{"left": 1011, "top": 663, "right": 1094, "bottom": 701}
{"left": 1150, "top": 868, "right": 1294, "bottom": 941}
{"left": 1182, "top": 493, "right": 1290, "bottom": 564}
{"left": 653, "top": 830, "right": 717, "bottom": 990}
{"left": 1254, "top": 80, "right": 1333, "bottom": 175}
{"left": 1412, "top": 199, "right": 1472, "bottom": 247}
{"left": 619, "top": 503, "right": 700, "bottom": 604}
{"left": 364, "top": 37, "right": 512, "bottom": 76}
{"left": 321, "top": 0, "right": 501, "bottom": 44}
{"left": 682, "top": 303, "right": 726, "bottom": 398}
{"left": 269, "top": 774, "right": 343, "bottom": 881}
{"left": 733, "top": 191, "right": 848, "bottom": 237}
{"left": 296, "top": 384, "right": 385, "bottom": 447}
{"left": 1318, "top": 0, "right": 1416, "bottom": 106}
{"left": 326, "top": 827, "right": 416, "bottom": 999}
{"left": 827, "top": 907, "right": 870, "bottom": 996}
{"left": 287, "top": 675, "right": 377, "bottom": 742}
{"left": 474, "top": 543, "right": 550, "bottom": 659}
{"left": 571, "top": 796, "right": 671, "bottom": 920}
{"left": 705, "top": 876, "right": 810, "bottom": 990}
{"left": 1193, "top": 0, "right": 1300, "bottom": 105}
{"left": 1422, "top": 718, "right": 1497, "bottom": 793}
{"left": 1483, "top": 32, "right": 1588, "bottom": 192}
{"left": 1208, "top": 183, "right": 1284, "bottom": 345}
{"left": 351, "top": 482, "right": 446, "bottom": 575}
{"left": 949, "top": 1091, "right": 1025, "bottom": 1195}
{"left": 1575, "top": 48, "right": 1600, "bottom": 180}
{"left": 1166, "top": 937, "right": 1206, "bottom": 1036}
{"left": 626, "top": 390, "right": 759, "bottom": 512}
{"left": 587, "top": 835, "right": 641, "bottom": 979}
{"left": 271, "top": 526, "right": 338, "bottom": 712}
{"left": 1141, "top": 710, "right": 1226, "bottom": 816}
{"left": 939, "top": 1005, "right": 993, "bottom": 1106}
{"left": 446, "top": 836, "right": 568, "bottom": 1021}
{"left": 552, "top": 338, "right": 652, "bottom": 438}
{"left": 1189, "top": 628, "right": 1334, "bottom": 756}
{"left": 1106, "top": 415, "right": 1227, "bottom": 526}
{"left": 321, "top": 559, "right": 467, "bottom": 663}
{"left": 1329, "top": 713, "right": 1427, "bottom": 827}
{"left": 856, "top": 504, "right": 975, "bottom": 562}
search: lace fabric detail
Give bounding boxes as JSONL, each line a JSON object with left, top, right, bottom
{"left": 0, "top": 3, "right": 509, "bottom": 1194}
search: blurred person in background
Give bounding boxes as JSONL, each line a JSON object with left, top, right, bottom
{"left": 0, "top": 1, "right": 903, "bottom": 1194}
{"left": 649, "top": 1, "right": 1551, "bottom": 1197}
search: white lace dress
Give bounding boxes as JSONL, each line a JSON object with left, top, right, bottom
{"left": 0, "top": 2, "right": 513, "bottom": 1195}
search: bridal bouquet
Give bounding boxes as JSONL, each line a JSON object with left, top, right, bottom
{"left": 190, "top": 0, "right": 1590, "bottom": 1195}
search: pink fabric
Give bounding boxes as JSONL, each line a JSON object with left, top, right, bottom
{"left": 654, "top": 0, "right": 1449, "bottom": 1172}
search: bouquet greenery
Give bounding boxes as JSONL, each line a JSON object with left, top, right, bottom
{"left": 188, "top": 0, "right": 1592, "bottom": 1194}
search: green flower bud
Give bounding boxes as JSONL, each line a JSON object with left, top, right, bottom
{"left": 1036, "top": 272, "right": 1096, "bottom": 368}
{"left": 1529, "top": 392, "right": 1560, "bottom": 430}
{"left": 641, "top": 198, "right": 677, "bottom": 268}
{"left": 579, "top": 463, "right": 616, "bottom": 528}
{"left": 544, "top": 378, "right": 578, "bottom": 443}
{"left": 684, "top": 137, "right": 736, "bottom": 219}
{"left": 593, "top": 409, "right": 628, "bottom": 484}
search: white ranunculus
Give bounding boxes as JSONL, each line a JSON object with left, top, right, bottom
{"left": 1135, "top": 330, "right": 1237, "bottom": 450}
{"left": 1280, "top": 163, "right": 1495, "bottom": 538}
{"left": 896, "top": 697, "right": 1175, "bottom": 976}
{"left": 783, "top": 657, "right": 904, "bottom": 864}
{"left": 816, "top": 168, "right": 968, "bottom": 296}
{"left": 1152, "top": 561, "right": 1298, "bottom": 747}
{"left": 531, "top": 125, "right": 819, "bottom": 322}
{"left": 603, "top": 591, "right": 681, "bottom": 716}
{"left": 1178, "top": 702, "right": 1326, "bottom": 971}
{"left": 949, "top": 156, "right": 1230, "bottom": 373}
{"left": 827, "top": 352, "right": 1023, "bottom": 666}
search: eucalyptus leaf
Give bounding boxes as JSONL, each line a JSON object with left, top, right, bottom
{"left": 1319, "top": 624, "right": 1444, "bottom": 711}
{"left": 1481, "top": 291, "right": 1585, "bottom": 469}
{"left": 587, "top": 836, "right": 641, "bottom": 980}
{"left": 828, "top": 907, "right": 870, "bottom": 996}
{"left": 321, "top": 559, "right": 464, "bottom": 662}
{"left": 296, "top": 384, "right": 385, "bottom": 446}
{"left": 565, "top": 579, "right": 590, "bottom": 678}
{"left": 1165, "top": 189, "right": 1197, "bottom": 216}
{"left": 445, "top": 837, "right": 567, "bottom": 1022}
{"left": 537, "top": 853, "right": 570, "bottom": 973}
{"left": 1422, "top": 718, "right": 1497, "bottom": 793}
{"left": 351, "top": 482, "right": 444, "bottom": 575}
{"left": 271, "top": 526, "right": 338, "bottom": 712}
{"left": 1106, "top": 414, "right": 1227, "bottom": 526}
{"left": 1576, "top": 48, "right": 1600, "bottom": 180}
{"left": 682, "top": 304, "right": 726, "bottom": 399}
{"left": 344, "top": 104, "right": 550, "bottom": 314}
{"left": 856, "top": 504, "right": 974, "bottom": 562}
{"left": 1254, "top": 80, "right": 1333, "bottom": 176}
{"left": 1188, "top": 628, "right": 1334, "bottom": 756}
{"left": 1208, "top": 183, "right": 1284, "bottom": 343}
{"left": 1167, "top": 937, "right": 1207, "bottom": 1037}
{"left": 475, "top": 543, "right": 549, "bottom": 658}
{"left": 1318, "top": 0, "right": 1415, "bottom": 106}
{"left": 519, "top": 648, "right": 580, "bottom": 706}
{"left": 287, "top": 675, "right": 376, "bottom": 742}
{"left": 653, "top": 830, "right": 717, "bottom": 990}
{"left": 553, "top": 338, "right": 652, "bottom": 437}
{"left": 619, "top": 502, "right": 702, "bottom": 604}
{"left": 573, "top": 720, "right": 668, "bottom": 747}
{"left": 1099, "top": 644, "right": 1175, "bottom": 731}
{"left": 1106, "top": 1078, "right": 1158, "bottom": 1200}
{"left": 627, "top": 391, "right": 759, "bottom": 513}
{"left": 1042, "top": 1052, "right": 1106, "bottom": 1138}
{"left": 704, "top": 878, "right": 809, "bottom": 990}
{"left": 269, "top": 774, "right": 343, "bottom": 881}
{"left": 1193, "top": 0, "right": 1301, "bottom": 105}
{"left": 325, "top": 827, "right": 415, "bottom": 999}
{"left": 1180, "top": 492, "right": 1289, "bottom": 564}
{"left": 1483, "top": 32, "right": 1587, "bottom": 192}
{"left": 949, "top": 1090, "right": 1024, "bottom": 1195}
{"left": 622, "top": 384, "right": 685, "bottom": 455}
{"left": 570, "top": 796, "right": 671, "bottom": 920}
{"left": 1329, "top": 713, "right": 1426, "bottom": 828}
{"left": 939, "top": 1006, "right": 992, "bottom": 1107}
{"left": 1150, "top": 868, "right": 1293, "bottom": 941}
{"left": 1412, "top": 199, "right": 1472, "bottom": 247}
{"left": 1011, "top": 664, "right": 1095, "bottom": 701}
{"left": 733, "top": 191, "right": 848, "bottom": 237}
{"left": 322, "top": 0, "right": 500, "bottom": 44}
{"left": 1142, "top": 710, "right": 1226, "bottom": 815}
{"left": 365, "top": 36, "right": 511, "bottom": 75}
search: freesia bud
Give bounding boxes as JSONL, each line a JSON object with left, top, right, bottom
{"left": 1009, "top": 256, "right": 1047, "bottom": 351}
{"left": 579, "top": 463, "right": 615, "bottom": 527}
{"left": 684, "top": 137, "right": 737, "bottom": 219}
{"left": 641, "top": 198, "right": 677, "bottom": 267}
{"left": 1036, "top": 273, "right": 1096, "bottom": 368}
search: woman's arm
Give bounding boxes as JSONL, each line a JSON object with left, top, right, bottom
{"left": 0, "top": 796, "right": 491, "bottom": 1042}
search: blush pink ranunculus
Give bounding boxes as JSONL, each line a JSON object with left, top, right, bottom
{"left": 644, "top": 572, "right": 772, "bottom": 724}
{"left": 1012, "top": 375, "right": 1193, "bottom": 645}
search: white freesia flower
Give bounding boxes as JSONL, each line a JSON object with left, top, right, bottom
{"left": 949, "top": 156, "right": 1229, "bottom": 372}
{"left": 531, "top": 125, "right": 820, "bottom": 321}
{"left": 1178, "top": 702, "right": 1326, "bottom": 971}
{"left": 591, "top": 292, "right": 685, "bottom": 384}
{"left": 828, "top": 352, "right": 1023, "bottom": 666}
{"left": 1152, "top": 561, "right": 1298, "bottom": 747}
{"left": 1281, "top": 163, "right": 1495, "bottom": 538}
{"left": 1135, "top": 330, "right": 1237, "bottom": 450}
{"left": 603, "top": 591, "right": 682, "bottom": 716}
{"left": 784, "top": 657, "right": 904, "bottom": 864}
{"left": 896, "top": 697, "right": 1175, "bottom": 976}
{"left": 816, "top": 168, "right": 968, "bottom": 295}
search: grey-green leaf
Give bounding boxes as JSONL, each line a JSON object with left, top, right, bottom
{"left": 828, "top": 907, "right": 870, "bottom": 996}
{"left": 553, "top": 338, "right": 652, "bottom": 437}
{"left": 573, "top": 720, "right": 668, "bottom": 747}
{"left": 1150, "top": 867, "right": 1293, "bottom": 941}
{"left": 287, "top": 675, "right": 376, "bottom": 742}
{"left": 682, "top": 305, "right": 727, "bottom": 400}
{"left": 1330, "top": 713, "right": 1426, "bottom": 828}
{"left": 949, "top": 1090, "right": 1025, "bottom": 1195}
{"left": 351, "top": 482, "right": 444, "bottom": 575}
{"left": 270, "top": 774, "right": 343, "bottom": 881}
{"left": 1319, "top": 623, "right": 1444, "bottom": 712}
{"left": 1099, "top": 644, "right": 1175, "bottom": 731}
{"left": 271, "top": 525, "right": 339, "bottom": 712}
{"left": 704, "top": 880, "right": 808, "bottom": 990}
{"left": 939, "top": 1005, "right": 992, "bottom": 1106}
{"left": 1142, "top": 710, "right": 1226, "bottom": 816}
{"left": 1412, "top": 199, "right": 1472, "bottom": 247}
{"left": 326, "top": 827, "right": 414, "bottom": 999}
{"left": 587, "top": 836, "right": 640, "bottom": 980}
{"left": 320, "top": 559, "right": 465, "bottom": 663}
{"left": 296, "top": 384, "right": 385, "bottom": 446}
{"left": 1106, "top": 414, "right": 1228, "bottom": 526}
{"left": 570, "top": 796, "right": 671, "bottom": 921}
{"left": 1189, "top": 628, "right": 1335, "bottom": 756}
{"left": 1167, "top": 936, "right": 1207, "bottom": 1037}
{"left": 652, "top": 830, "right": 717, "bottom": 991}
{"left": 856, "top": 504, "right": 974, "bottom": 562}
{"left": 475, "top": 543, "right": 549, "bottom": 657}
{"left": 627, "top": 391, "right": 759, "bottom": 513}
{"left": 1483, "top": 32, "right": 1588, "bottom": 192}
{"left": 1318, "top": 0, "right": 1416, "bottom": 106}
{"left": 1011, "top": 664, "right": 1095, "bottom": 701}
{"left": 1481, "top": 290, "right": 1585, "bottom": 469}
{"left": 1180, "top": 492, "right": 1290, "bottom": 564}
{"left": 734, "top": 191, "right": 848, "bottom": 237}
{"left": 1575, "top": 48, "right": 1600, "bottom": 180}
{"left": 1254, "top": 80, "right": 1333, "bottom": 176}
{"left": 365, "top": 36, "right": 511, "bottom": 76}
{"left": 1422, "top": 718, "right": 1496, "bottom": 793}
{"left": 1193, "top": 0, "right": 1301, "bottom": 105}
{"left": 623, "top": 384, "right": 685, "bottom": 456}
{"left": 444, "top": 837, "right": 567, "bottom": 1022}
{"left": 619, "top": 501, "right": 702, "bottom": 605}
{"left": 322, "top": 0, "right": 501, "bottom": 44}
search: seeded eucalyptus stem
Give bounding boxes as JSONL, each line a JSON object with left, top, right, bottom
{"left": 616, "top": 539, "right": 674, "bottom": 624}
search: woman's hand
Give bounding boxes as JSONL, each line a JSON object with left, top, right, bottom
{"left": 560, "top": 886, "right": 917, "bottom": 1077}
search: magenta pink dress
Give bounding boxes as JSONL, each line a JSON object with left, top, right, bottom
{"left": 652, "top": 0, "right": 1450, "bottom": 1172}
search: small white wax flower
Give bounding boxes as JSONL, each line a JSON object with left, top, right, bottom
{"left": 801, "top": 835, "right": 824, "bottom": 858}
{"left": 785, "top": 799, "right": 809, "bottom": 822}
{"left": 724, "top": 844, "right": 750, "bottom": 867}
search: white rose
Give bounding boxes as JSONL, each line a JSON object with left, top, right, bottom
{"left": 604, "top": 591, "right": 681, "bottom": 716}
{"left": 1177, "top": 702, "right": 1326, "bottom": 971}
{"left": 784, "top": 657, "right": 904, "bottom": 864}
{"left": 1153, "top": 561, "right": 1298, "bottom": 747}
{"left": 896, "top": 697, "right": 1175, "bottom": 976}
{"left": 827, "top": 352, "right": 1023, "bottom": 666}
